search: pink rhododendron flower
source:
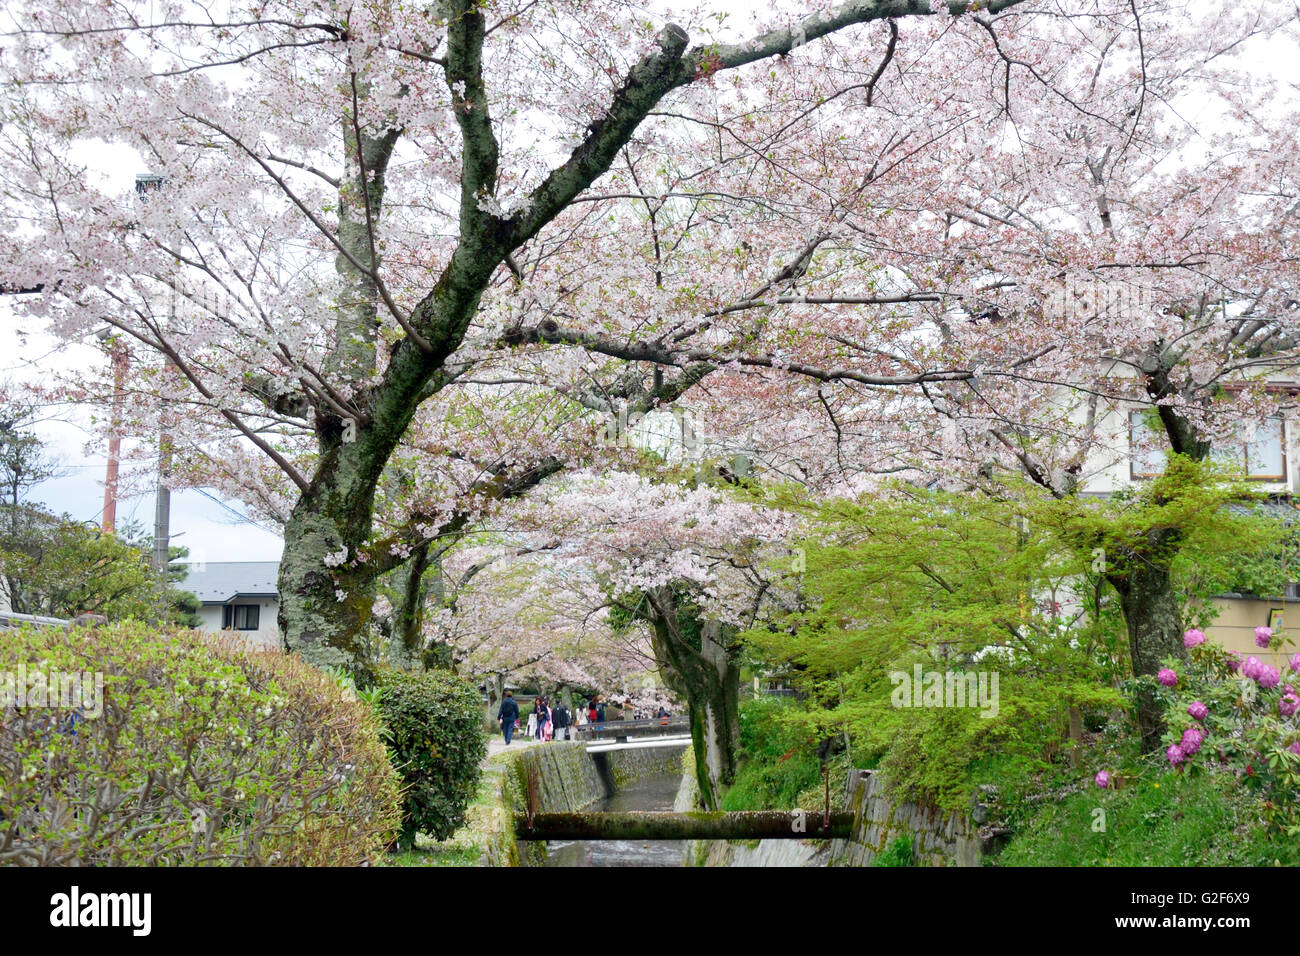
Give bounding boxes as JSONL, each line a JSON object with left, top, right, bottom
{"left": 1279, "top": 694, "right": 1299, "bottom": 718}
{"left": 1242, "top": 656, "right": 1263, "bottom": 680}
{"left": 1180, "top": 727, "right": 1204, "bottom": 754}
{"left": 1157, "top": 668, "right": 1178, "bottom": 687}
{"left": 1255, "top": 625, "right": 1274, "bottom": 648}
{"left": 1258, "top": 665, "right": 1281, "bottom": 690}
{"left": 1290, "top": 742, "right": 1300, "bottom": 756}
{"left": 1183, "top": 628, "right": 1206, "bottom": 648}
{"left": 1188, "top": 701, "right": 1208, "bottom": 721}
{"left": 1166, "top": 743, "right": 1187, "bottom": 765}
{"left": 1290, "top": 653, "right": 1300, "bottom": 673}
{"left": 1094, "top": 770, "right": 1110, "bottom": 789}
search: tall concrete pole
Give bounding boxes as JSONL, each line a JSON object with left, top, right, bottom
{"left": 136, "top": 172, "right": 172, "bottom": 576}
{"left": 96, "top": 331, "right": 128, "bottom": 535}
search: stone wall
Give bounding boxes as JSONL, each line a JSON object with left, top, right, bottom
{"left": 688, "top": 768, "right": 996, "bottom": 867}
{"left": 827, "top": 769, "right": 987, "bottom": 867}
{"left": 480, "top": 742, "right": 691, "bottom": 866}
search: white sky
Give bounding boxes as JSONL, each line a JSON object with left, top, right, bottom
{"left": 0, "top": 312, "right": 285, "bottom": 562}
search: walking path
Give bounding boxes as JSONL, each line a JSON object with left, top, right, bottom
{"left": 483, "top": 733, "right": 555, "bottom": 764}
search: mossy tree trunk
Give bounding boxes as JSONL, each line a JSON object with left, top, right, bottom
{"left": 1107, "top": 533, "right": 1189, "bottom": 752}
{"left": 643, "top": 587, "right": 741, "bottom": 810}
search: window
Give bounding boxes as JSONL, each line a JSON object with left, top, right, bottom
{"left": 1128, "top": 411, "right": 1167, "bottom": 478}
{"left": 222, "top": 604, "right": 260, "bottom": 630}
{"left": 1130, "top": 412, "right": 1286, "bottom": 481}
{"left": 1245, "top": 419, "right": 1285, "bottom": 479}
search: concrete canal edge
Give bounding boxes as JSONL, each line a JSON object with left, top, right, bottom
{"left": 475, "top": 746, "right": 1003, "bottom": 867}
{"left": 478, "top": 741, "right": 690, "bottom": 866}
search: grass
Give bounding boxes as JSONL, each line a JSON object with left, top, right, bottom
{"left": 997, "top": 767, "right": 1300, "bottom": 867}
{"left": 379, "top": 734, "right": 506, "bottom": 867}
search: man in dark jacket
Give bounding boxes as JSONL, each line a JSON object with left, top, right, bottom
{"left": 497, "top": 691, "right": 519, "bottom": 744}
{"left": 552, "top": 702, "right": 571, "bottom": 741}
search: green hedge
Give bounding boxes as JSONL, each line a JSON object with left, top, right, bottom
{"left": 373, "top": 668, "right": 487, "bottom": 848}
{"left": 0, "top": 622, "right": 401, "bottom": 865}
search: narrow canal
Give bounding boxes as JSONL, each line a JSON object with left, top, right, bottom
{"left": 543, "top": 771, "right": 685, "bottom": 867}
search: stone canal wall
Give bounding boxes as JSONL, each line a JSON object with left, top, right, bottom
{"left": 688, "top": 768, "right": 996, "bottom": 867}
{"left": 479, "top": 742, "right": 690, "bottom": 866}
{"left": 828, "top": 769, "right": 988, "bottom": 866}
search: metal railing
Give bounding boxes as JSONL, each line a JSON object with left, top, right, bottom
{"left": 0, "top": 611, "right": 69, "bottom": 630}
{"left": 572, "top": 715, "right": 690, "bottom": 740}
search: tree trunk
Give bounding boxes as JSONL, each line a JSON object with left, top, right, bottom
{"left": 1109, "top": 545, "right": 1188, "bottom": 752}
{"left": 277, "top": 436, "right": 384, "bottom": 677}
{"left": 389, "top": 539, "right": 432, "bottom": 670}
{"left": 515, "top": 810, "right": 852, "bottom": 841}
{"left": 644, "top": 589, "right": 741, "bottom": 810}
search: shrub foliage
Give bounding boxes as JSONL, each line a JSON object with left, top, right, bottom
{"left": 0, "top": 621, "right": 401, "bottom": 865}
{"left": 373, "top": 667, "right": 486, "bottom": 848}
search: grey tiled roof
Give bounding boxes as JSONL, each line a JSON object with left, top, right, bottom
{"left": 1226, "top": 500, "right": 1300, "bottom": 522}
{"left": 179, "top": 562, "right": 281, "bottom": 604}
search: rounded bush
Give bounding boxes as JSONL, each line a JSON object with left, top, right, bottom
{"left": 0, "top": 621, "right": 401, "bottom": 865}
{"left": 372, "top": 668, "right": 486, "bottom": 848}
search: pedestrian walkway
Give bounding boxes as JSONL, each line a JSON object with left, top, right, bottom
{"left": 483, "top": 733, "right": 549, "bottom": 765}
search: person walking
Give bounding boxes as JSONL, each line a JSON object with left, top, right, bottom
{"left": 553, "top": 701, "right": 570, "bottom": 741}
{"left": 525, "top": 705, "right": 538, "bottom": 740}
{"left": 497, "top": 691, "right": 520, "bottom": 745}
{"left": 533, "top": 697, "right": 547, "bottom": 741}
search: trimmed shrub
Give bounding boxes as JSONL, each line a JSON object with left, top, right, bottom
{"left": 0, "top": 621, "right": 402, "bottom": 865}
{"left": 373, "top": 668, "right": 486, "bottom": 848}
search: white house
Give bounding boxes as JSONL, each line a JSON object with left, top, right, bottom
{"left": 1070, "top": 381, "right": 1300, "bottom": 670}
{"left": 180, "top": 561, "right": 281, "bottom": 650}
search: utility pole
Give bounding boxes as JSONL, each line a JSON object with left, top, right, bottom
{"left": 135, "top": 172, "right": 173, "bottom": 576}
{"left": 95, "top": 329, "right": 128, "bottom": 535}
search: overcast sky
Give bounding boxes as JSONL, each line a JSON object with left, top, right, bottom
{"left": 0, "top": 309, "right": 285, "bottom": 563}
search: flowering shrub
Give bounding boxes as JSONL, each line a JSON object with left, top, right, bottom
{"left": 0, "top": 622, "right": 401, "bottom": 865}
{"left": 1152, "top": 633, "right": 1300, "bottom": 836}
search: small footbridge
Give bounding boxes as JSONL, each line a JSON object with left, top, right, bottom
{"left": 573, "top": 716, "right": 692, "bottom": 753}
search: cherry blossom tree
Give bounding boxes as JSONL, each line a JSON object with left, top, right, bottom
{"left": 0, "top": 0, "right": 1032, "bottom": 674}
{"left": 505, "top": 0, "right": 1300, "bottom": 749}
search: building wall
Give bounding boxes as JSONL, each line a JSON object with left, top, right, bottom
{"left": 196, "top": 599, "right": 280, "bottom": 651}
{"left": 1078, "top": 401, "right": 1299, "bottom": 496}
{"left": 1207, "top": 597, "right": 1295, "bottom": 670}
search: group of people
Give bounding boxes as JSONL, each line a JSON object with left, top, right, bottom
{"left": 496, "top": 690, "right": 673, "bottom": 745}
{"left": 525, "top": 696, "right": 574, "bottom": 742}
{"left": 494, "top": 691, "right": 579, "bottom": 745}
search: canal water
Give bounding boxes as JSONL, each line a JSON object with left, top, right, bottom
{"left": 543, "top": 771, "right": 686, "bottom": 867}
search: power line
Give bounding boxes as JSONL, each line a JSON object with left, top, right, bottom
{"left": 193, "top": 488, "right": 281, "bottom": 537}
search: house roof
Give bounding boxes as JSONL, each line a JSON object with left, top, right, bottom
{"left": 180, "top": 562, "right": 281, "bottom": 604}
{"left": 1226, "top": 499, "right": 1300, "bottom": 522}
